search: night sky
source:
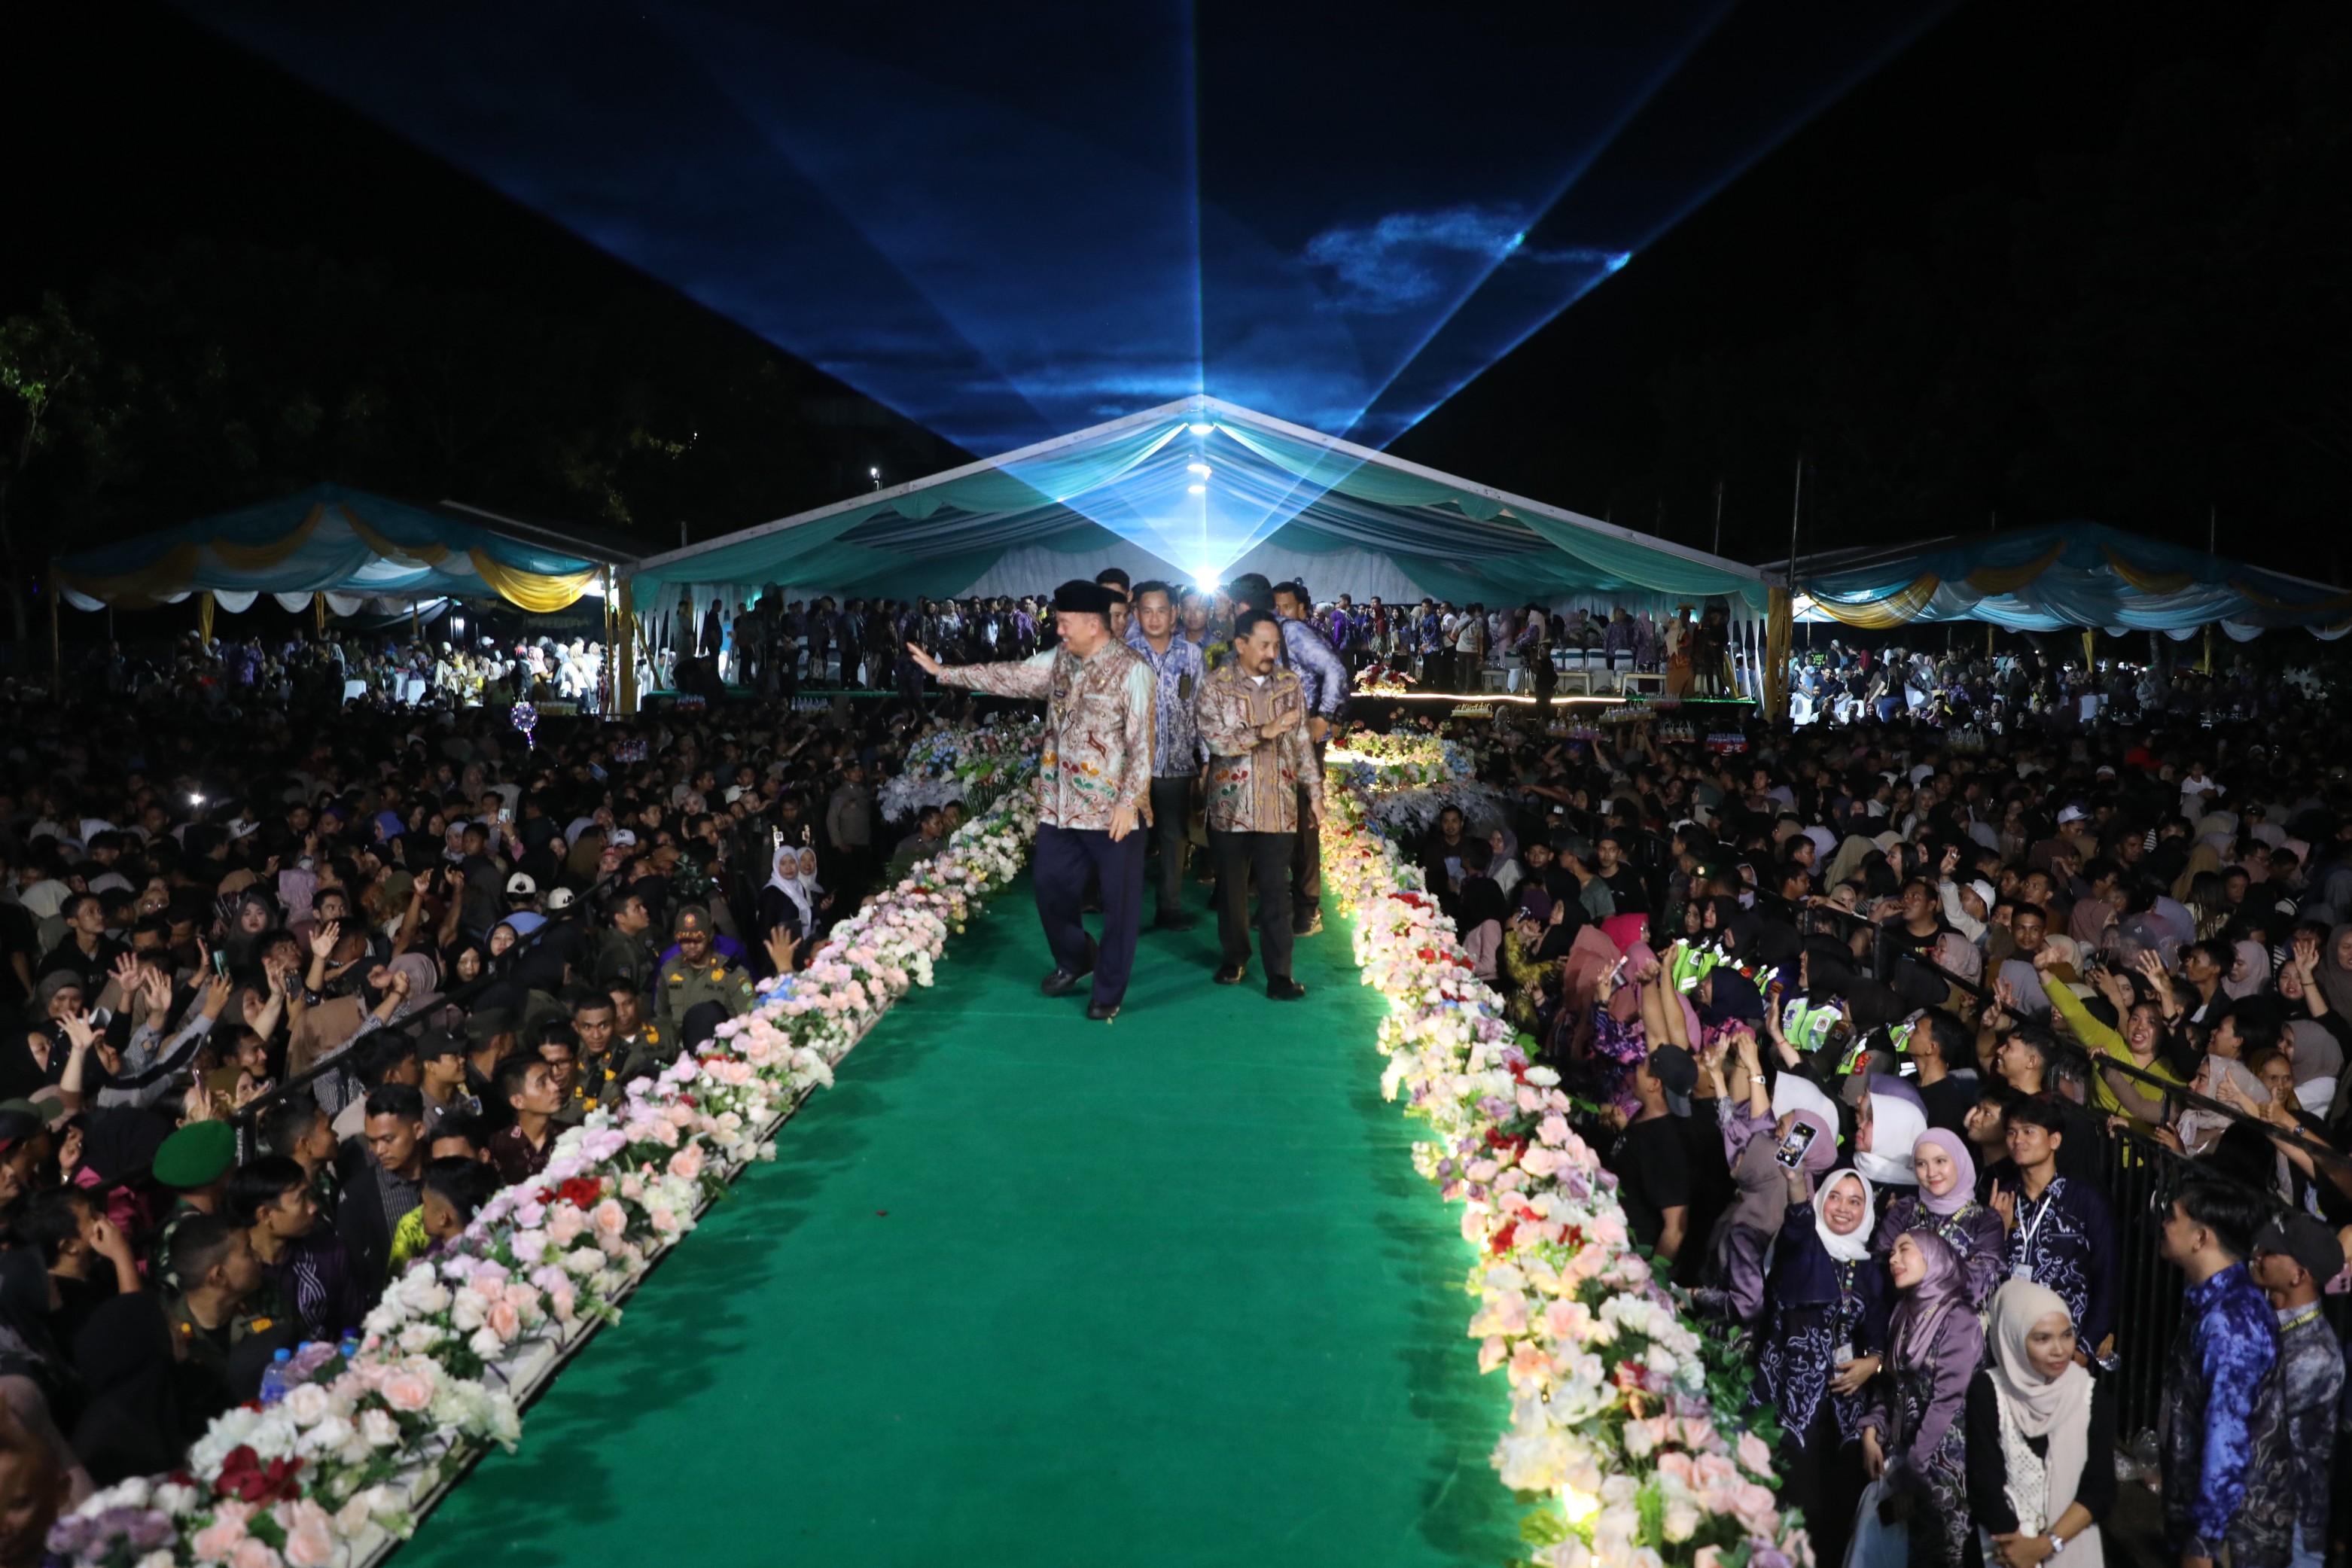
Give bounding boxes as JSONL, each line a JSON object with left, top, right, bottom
{"left": 4, "top": 0, "right": 2296, "bottom": 562}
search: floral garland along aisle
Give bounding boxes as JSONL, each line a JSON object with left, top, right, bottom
{"left": 56, "top": 731, "right": 1041, "bottom": 1568}
{"left": 1321, "top": 772, "right": 1809, "bottom": 1568}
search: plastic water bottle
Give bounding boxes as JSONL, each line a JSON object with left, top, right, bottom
{"left": 259, "top": 1348, "right": 292, "bottom": 1407}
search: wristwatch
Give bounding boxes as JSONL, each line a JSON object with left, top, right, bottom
{"left": 2046, "top": 1533, "right": 2066, "bottom": 1557}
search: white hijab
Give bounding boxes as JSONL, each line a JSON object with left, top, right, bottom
{"left": 769, "top": 847, "right": 822, "bottom": 925}
{"left": 1986, "top": 1278, "right": 2101, "bottom": 1563}
{"left": 1854, "top": 1089, "right": 1927, "bottom": 1188}
{"left": 1814, "top": 1169, "right": 1876, "bottom": 1263}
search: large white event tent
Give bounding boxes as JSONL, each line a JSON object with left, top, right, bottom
{"left": 628, "top": 396, "right": 1783, "bottom": 698}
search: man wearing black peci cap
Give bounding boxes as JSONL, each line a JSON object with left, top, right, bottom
{"left": 909, "top": 580, "right": 1155, "bottom": 1022}
{"left": 2250, "top": 1211, "right": 2343, "bottom": 1568}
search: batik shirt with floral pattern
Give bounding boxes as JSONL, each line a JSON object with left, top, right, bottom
{"left": 1123, "top": 628, "right": 1207, "bottom": 778}
{"left": 1193, "top": 661, "right": 1325, "bottom": 834}
{"left": 937, "top": 641, "right": 1153, "bottom": 831}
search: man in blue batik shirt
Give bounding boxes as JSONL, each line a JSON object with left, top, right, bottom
{"left": 1126, "top": 580, "right": 1208, "bottom": 930}
{"left": 2157, "top": 1182, "right": 2296, "bottom": 1568}
{"left": 1991, "top": 1096, "right": 2119, "bottom": 1357}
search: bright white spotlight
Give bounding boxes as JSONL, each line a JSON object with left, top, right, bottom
{"left": 1187, "top": 422, "right": 1213, "bottom": 434}
{"left": 1193, "top": 571, "right": 1220, "bottom": 591}
{"left": 1186, "top": 461, "right": 1210, "bottom": 476}
{"left": 1187, "top": 483, "right": 1205, "bottom": 495}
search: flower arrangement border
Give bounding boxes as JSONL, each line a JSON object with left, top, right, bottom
{"left": 56, "top": 731, "right": 1041, "bottom": 1568}
{"left": 1320, "top": 772, "right": 1809, "bottom": 1568}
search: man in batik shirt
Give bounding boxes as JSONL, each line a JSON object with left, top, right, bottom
{"left": 2157, "top": 1182, "right": 2296, "bottom": 1568}
{"left": 1195, "top": 609, "right": 1327, "bottom": 1001}
{"left": 2251, "top": 1213, "right": 2343, "bottom": 1568}
{"left": 1126, "top": 580, "right": 1206, "bottom": 930}
{"left": 909, "top": 580, "right": 1153, "bottom": 1021}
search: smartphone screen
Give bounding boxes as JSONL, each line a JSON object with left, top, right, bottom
{"left": 1775, "top": 1121, "right": 1820, "bottom": 1168}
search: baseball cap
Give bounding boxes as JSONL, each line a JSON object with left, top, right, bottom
{"left": 2057, "top": 804, "right": 2088, "bottom": 825}
{"left": 609, "top": 829, "right": 638, "bottom": 848}
{"left": 1647, "top": 1045, "right": 1698, "bottom": 1116}
{"left": 545, "top": 887, "right": 577, "bottom": 912}
{"left": 504, "top": 872, "right": 537, "bottom": 899}
{"left": 2253, "top": 1210, "right": 2344, "bottom": 1286}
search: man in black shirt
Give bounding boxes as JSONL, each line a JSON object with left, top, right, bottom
{"left": 1911, "top": 1012, "right": 1980, "bottom": 1137}
{"left": 35, "top": 891, "right": 127, "bottom": 995}
{"left": 1610, "top": 1046, "right": 1695, "bottom": 1262}
{"left": 1592, "top": 829, "right": 1650, "bottom": 916}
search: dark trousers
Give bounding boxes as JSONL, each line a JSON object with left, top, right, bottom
{"left": 1033, "top": 822, "right": 1144, "bottom": 1006}
{"left": 1211, "top": 827, "right": 1294, "bottom": 980}
{"left": 1148, "top": 775, "right": 1193, "bottom": 918}
{"left": 1289, "top": 735, "right": 1324, "bottom": 922}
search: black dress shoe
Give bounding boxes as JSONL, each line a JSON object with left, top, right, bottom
{"left": 1213, "top": 963, "right": 1247, "bottom": 985}
{"left": 1086, "top": 1000, "right": 1120, "bottom": 1021}
{"left": 1040, "top": 967, "right": 1092, "bottom": 997}
{"left": 1266, "top": 977, "right": 1308, "bottom": 1001}
{"left": 1155, "top": 911, "right": 1198, "bottom": 932}
{"left": 1291, "top": 912, "right": 1325, "bottom": 938}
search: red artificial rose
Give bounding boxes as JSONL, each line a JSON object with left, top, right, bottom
{"left": 1488, "top": 1221, "right": 1518, "bottom": 1255}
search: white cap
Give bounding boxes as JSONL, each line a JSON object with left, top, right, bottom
{"left": 609, "top": 828, "right": 638, "bottom": 848}
{"left": 504, "top": 872, "right": 537, "bottom": 898}
{"left": 2057, "top": 804, "right": 2088, "bottom": 824}
{"left": 545, "top": 887, "right": 576, "bottom": 912}
{"left": 1967, "top": 879, "right": 1997, "bottom": 913}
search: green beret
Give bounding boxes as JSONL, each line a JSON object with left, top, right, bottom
{"left": 152, "top": 1121, "right": 236, "bottom": 1189}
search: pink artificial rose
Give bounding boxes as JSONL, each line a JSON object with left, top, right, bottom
{"left": 379, "top": 1368, "right": 435, "bottom": 1412}
{"left": 1733, "top": 1483, "right": 1780, "bottom": 1537}
{"left": 232, "top": 1538, "right": 286, "bottom": 1568}
{"left": 1653, "top": 1451, "right": 1696, "bottom": 1487}
{"left": 1693, "top": 1454, "right": 1743, "bottom": 1492}
{"left": 590, "top": 1198, "right": 628, "bottom": 1238}
{"left": 192, "top": 1517, "right": 250, "bottom": 1561}
{"left": 546, "top": 1204, "right": 586, "bottom": 1246}
{"left": 1737, "top": 1430, "right": 1777, "bottom": 1481}
{"left": 487, "top": 1300, "right": 522, "bottom": 1340}
{"left": 282, "top": 1515, "right": 338, "bottom": 1568}
{"left": 1678, "top": 1417, "right": 1717, "bottom": 1453}
{"left": 667, "top": 1143, "right": 704, "bottom": 1183}
{"left": 1696, "top": 1548, "right": 1725, "bottom": 1568}
{"left": 1478, "top": 1335, "right": 1508, "bottom": 1374}
{"left": 650, "top": 1205, "right": 681, "bottom": 1235}
{"left": 1507, "top": 1341, "right": 1553, "bottom": 1384}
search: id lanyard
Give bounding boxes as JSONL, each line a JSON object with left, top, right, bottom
{"left": 2011, "top": 1177, "right": 2063, "bottom": 1278}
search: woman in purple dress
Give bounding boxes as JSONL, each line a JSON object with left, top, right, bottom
{"left": 1865, "top": 1229, "right": 1985, "bottom": 1568}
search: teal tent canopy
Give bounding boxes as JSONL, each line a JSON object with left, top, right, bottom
{"left": 631, "top": 397, "right": 1768, "bottom": 614}
{"left": 56, "top": 484, "right": 620, "bottom": 615}
{"left": 1790, "top": 522, "right": 2352, "bottom": 638}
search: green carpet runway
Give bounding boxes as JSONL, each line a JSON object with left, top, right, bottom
{"left": 395, "top": 877, "right": 1519, "bottom": 1567}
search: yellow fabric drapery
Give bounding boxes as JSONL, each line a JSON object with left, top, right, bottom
{"left": 197, "top": 592, "right": 215, "bottom": 644}
{"left": 58, "top": 543, "right": 204, "bottom": 610}
{"left": 1811, "top": 574, "right": 1941, "bottom": 629}
{"left": 465, "top": 550, "right": 601, "bottom": 612}
{"left": 1763, "top": 586, "right": 1793, "bottom": 720}
{"left": 2100, "top": 547, "right": 2194, "bottom": 596}
{"left": 343, "top": 505, "right": 452, "bottom": 566}
{"left": 2227, "top": 577, "right": 2352, "bottom": 614}
{"left": 1964, "top": 541, "right": 2064, "bottom": 595}
{"left": 212, "top": 503, "right": 324, "bottom": 570}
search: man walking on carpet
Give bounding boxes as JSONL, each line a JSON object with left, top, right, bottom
{"left": 1196, "top": 608, "right": 1327, "bottom": 1000}
{"left": 906, "top": 580, "right": 1154, "bottom": 1021}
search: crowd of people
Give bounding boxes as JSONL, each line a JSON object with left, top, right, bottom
{"left": 1411, "top": 697, "right": 2351, "bottom": 1568}
{"left": 10, "top": 570, "right": 2352, "bottom": 1568}
{"left": 0, "top": 669, "right": 1043, "bottom": 1548}
{"left": 1785, "top": 640, "right": 2308, "bottom": 732}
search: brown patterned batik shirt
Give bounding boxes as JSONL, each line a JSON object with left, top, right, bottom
{"left": 1193, "top": 659, "right": 1326, "bottom": 835}
{"left": 935, "top": 641, "right": 1155, "bottom": 831}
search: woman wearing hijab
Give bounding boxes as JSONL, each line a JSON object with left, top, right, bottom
{"left": 1964, "top": 1279, "right": 2112, "bottom": 1568}
{"left": 1486, "top": 828, "right": 1523, "bottom": 903}
{"left": 1863, "top": 1229, "right": 1985, "bottom": 1568}
{"left": 1854, "top": 1079, "right": 1929, "bottom": 1192}
{"left": 1875, "top": 1127, "right": 2009, "bottom": 1311}
{"left": 2221, "top": 940, "right": 2269, "bottom": 1002}
{"left": 757, "top": 845, "right": 830, "bottom": 971}
{"left": 1697, "top": 1025, "right": 1834, "bottom": 1326}
{"left": 1457, "top": 839, "right": 1511, "bottom": 982}
{"left": 1758, "top": 1165, "right": 1890, "bottom": 1568}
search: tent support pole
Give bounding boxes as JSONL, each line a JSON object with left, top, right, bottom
{"left": 1764, "top": 586, "right": 1793, "bottom": 723}
{"left": 617, "top": 577, "right": 639, "bottom": 714}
